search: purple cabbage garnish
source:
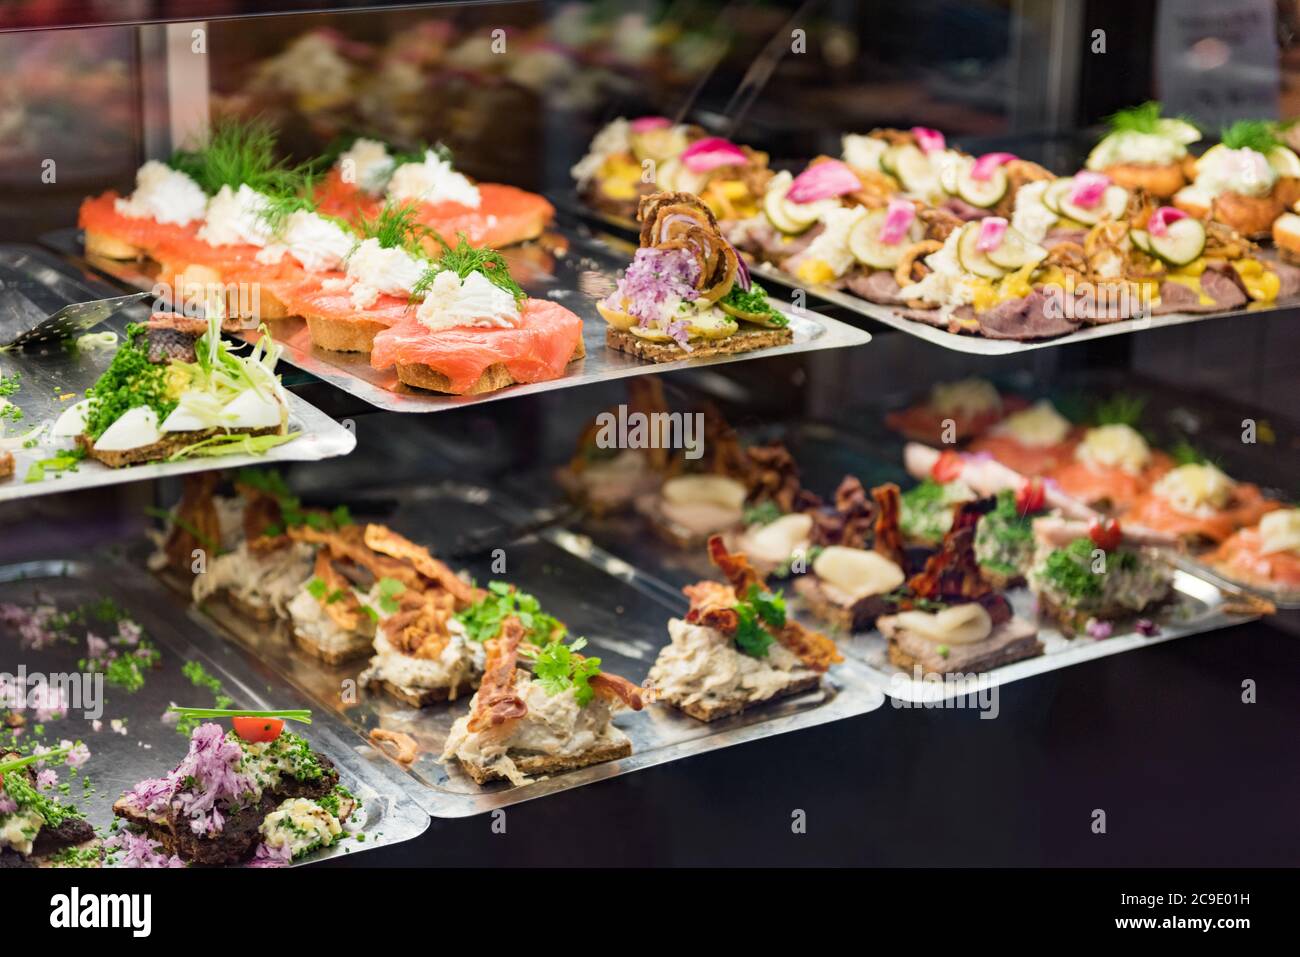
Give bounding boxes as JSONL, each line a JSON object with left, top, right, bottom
{"left": 605, "top": 247, "right": 701, "bottom": 325}
{"left": 1135, "top": 618, "right": 1161, "bottom": 637}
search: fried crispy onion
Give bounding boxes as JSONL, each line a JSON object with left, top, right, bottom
{"left": 638, "top": 191, "right": 738, "bottom": 302}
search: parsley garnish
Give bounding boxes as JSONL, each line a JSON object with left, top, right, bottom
{"left": 374, "top": 577, "right": 405, "bottom": 614}
{"left": 525, "top": 636, "right": 601, "bottom": 706}
{"left": 743, "top": 501, "right": 783, "bottom": 527}
{"left": 82, "top": 325, "right": 176, "bottom": 441}
{"left": 732, "top": 584, "right": 786, "bottom": 658}
{"left": 1041, "top": 538, "right": 1104, "bottom": 600}
{"left": 720, "top": 281, "right": 787, "bottom": 326}
{"left": 455, "top": 581, "right": 565, "bottom": 645}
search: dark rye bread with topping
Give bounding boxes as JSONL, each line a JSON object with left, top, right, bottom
{"left": 607, "top": 325, "right": 792, "bottom": 363}
{"left": 0, "top": 752, "right": 97, "bottom": 867}
{"left": 112, "top": 748, "right": 340, "bottom": 866}
{"left": 77, "top": 425, "right": 281, "bottom": 469}
{"left": 884, "top": 614, "right": 1042, "bottom": 675}
{"left": 458, "top": 739, "right": 632, "bottom": 785}
{"left": 667, "top": 672, "right": 822, "bottom": 723}
{"left": 793, "top": 575, "right": 891, "bottom": 633}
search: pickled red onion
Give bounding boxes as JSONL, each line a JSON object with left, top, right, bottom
{"left": 681, "top": 137, "right": 748, "bottom": 173}
{"left": 1068, "top": 171, "right": 1110, "bottom": 208}
{"left": 971, "top": 152, "right": 1016, "bottom": 182}
{"left": 1147, "top": 206, "right": 1188, "bottom": 237}
{"left": 786, "top": 159, "right": 861, "bottom": 203}
{"left": 880, "top": 199, "right": 916, "bottom": 245}
{"left": 911, "top": 127, "right": 946, "bottom": 153}
{"left": 630, "top": 116, "right": 672, "bottom": 133}
{"left": 975, "top": 217, "right": 1008, "bottom": 252}
{"left": 729, "top": 238, "right": 751, "bottom": 291}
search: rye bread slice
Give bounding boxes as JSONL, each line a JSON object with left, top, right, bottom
{"left": 292, "top": 628, "right": 373, "bottom": 666}
{"left": 606, "top": 325, "right": 792, "bottom": 363}
{"left": 222, "top": 590, "right": 279, "bottom": 623}
{"left": 394, "top": 337, "right": 587, "bottom": 395}
{"left": 792, "top": 576, "right": 890, "bottom": 633}
{"left": 457, "top": 738, "right": 633, "bottom": 785}
{"left": 663, "top": 671, "right": 822, "bottom": 723}
{"left": 76, "top": 426, "right": 281, "bottom": 469}
{"left": 366, "top": 676, "right": 476, "bottom": 708}
{"left": 883, "top": 616, "right": 1043, "bottom": 675}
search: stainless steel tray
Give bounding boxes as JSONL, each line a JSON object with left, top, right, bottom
{"left": 0, "top": 246, "right": 356, "bottom": 503}
{"left": 0, "top": 559, "right": 430, "bottom": 866}
{"left": 162, "top": 481, "right": 885, "bottom": 818}
{"left": 749, "top": 260, "right": 1296, "bottom": 355}
{"left": 43, "top": 226, "right": 872, "bottom": 413}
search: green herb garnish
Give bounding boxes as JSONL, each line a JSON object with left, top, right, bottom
{"left": 169, "top": 116, "right": 309, "bottom": 198}
{"left": 731, "top": 583, "right": 786, "bottom": 658}
{"left": 354, "top": 201, "right": 434, "bottom": 257}
{"left": 1041, "top": 538, "right": 1104, "bottom": 600}
{"left": 411, "top": 231, "right": 525, "bottom": 304}
{"left": 82, "top": 324, "right": 176, "bottom": 441}
{"left": 524, "top": 636, "right": 601, "bottom": 706}
{"left": 1220, "top": 119, "right": 1280, "bottom": 155}
{"left": 743, "top": 501, "right": 783, "bottom": 527}
{"left": 374, "top": 577, "right": 406, "bottom": 614}
{"left": 1091, "top": 393, "right": 1146, "bottom": 428}
{"left": 455, "top": 581, "right": 565, "bottom": 645}
{"left": 1105, "top": 101, "right": 1197, "bottom": 137}
{"left": 720, "top": 281, "right": 786, "bottom": 326}
{"left": 166, "top": 706, "right": 312, "bottom": 724}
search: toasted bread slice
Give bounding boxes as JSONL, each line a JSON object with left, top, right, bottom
{"left": 663, "top": 672, "right": 822, "bottom": 723}
{"left": 393, "top": 337, "right": 587, "bottom": 395}
{"left": 792, "top": 576, "right": 890, "bottom": 633}
{"left": 606, "top": 325, "right": 792, "bottom": 363}
{"left": 0, "top": 451, "right": 13, "bottom": 481}
{"left": 366, "top": 676, "right": 475, "bottom": 708}
{"left": 156, "top": 261, "right": 291, "bottom": 321}
{"left": 84, "top": 228, "right": 148, "bottom": 261}
{"left": 292, "top": 629, "right": 373, "bottom": 666}
{"left": 457, "top": 738, "right": 632, "bottom": 785}
{"left": 884, "top": 617, "right": 1043, "bottom": 675}
{"left": 76, "top": 426, "right": 281, "bottom": 469}
{"left": 304, "top": 314, "right": 392, "bottom": 353}
{"left": 223, "top": 590, "right": 279, "bottom": 623}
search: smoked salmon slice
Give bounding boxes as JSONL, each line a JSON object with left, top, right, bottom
{"left": 1126, "top": 482, "right": 1281, "bottom": 544}
{"left": 79, "top": 193, "right": 201, "bottom": 257}
{"left": 1207, "top": 526, "right": 1300, "bottom": 590}
{"left": 1048, "top": 452, "right": 1173, "bottom": 513}
{"left": 967, "top": 432, "right": 1080, "bottom": 477}
{"left": 315, "top": 171, "right": 554, "bottom": 249}
{"left": 370, "top": 298, "right": 583, "bottom": 394}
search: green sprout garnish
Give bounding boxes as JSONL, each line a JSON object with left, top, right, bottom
{"left": 1219, "top": 119, "right": 1280, "bottom": 155}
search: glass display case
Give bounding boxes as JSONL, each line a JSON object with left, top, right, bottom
{"left": 0, "top": 0, "right": 1296, "bottom": 897}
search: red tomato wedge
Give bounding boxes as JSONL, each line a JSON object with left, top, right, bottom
{"left": 1088, "top": 517, "right": 1123, "bottom": 551}
{"left": 1015, "top": 477, "right": 1047, "bottom": 515}
{"left": 370, "top": 298, "right": 583, "bottom": 394}
{"left": 1126, "top": 482, "right": 1281, "bottom": 544}
{"left": 930, "top": 450, "right": 964, "bottom": 483}
{"left": 232, "top": 716, "right": 284, "bottom": 742}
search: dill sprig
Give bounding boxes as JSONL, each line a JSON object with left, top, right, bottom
{"left": 354, "top": 201, "right": 433, "bottom": 256}
{"left": 410, "top": 231, "right": 525, "bottom": 303}
{"left": 1219, "top": 119, "right": 1279, "bottom": 154}
{"left": 390, "top": 140, "right": 454, "bottom": 168}
{"left": 169, "top": 116, "right": 310, "bottom": 198}
{"left": 1091, "top": 393, "right": 1146, "bottom": 428}
{"left": 1106, "top": 101, "right": 1164, "bottom": 134}
{"left": 256, "top": 169, "right": 321, "bottom": 234}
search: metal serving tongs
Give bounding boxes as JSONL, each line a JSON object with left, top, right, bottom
{"left": 0, "top": 261, "right": 148, "bottom": 349}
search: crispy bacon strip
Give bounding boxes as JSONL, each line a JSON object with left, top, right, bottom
{"left": 239, "top": 490, "right": 293, "bottom": 553}
{"left": 382, "top": 589, "right": 459, "bottom": 658}
{"left": 311, "top": 550, "right": 365, "bottom": 632}
{"left": 871, "top": 482, "right": 906, "bottom": 568}
{"left": 589, "top": 672, "right": 645, "bottom": 711}
{"left": 364, "top": 524, "right": 484, "bottom": 607}
{"left": 163, "top": 473, "right": 220, "bottom": 577}
{"left": 906, "top": 515, "right": 991, "bottom": 603}
{"left": 775, "top": 620, "right": 843, "bottom": 672}
{"left": 466, "top": 618, "right": 527, "bottom": 733}
{"left": 706, "top": 534, "right": 763, "bottom": 596}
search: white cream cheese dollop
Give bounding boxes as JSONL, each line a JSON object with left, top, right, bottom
{"left": 1075, "top": 423, "right": 1151, "bottom": 474}
{"left": 198, "top": 184, "right": 277, "bottom": 247}
{"left": 1192, "top": 146, "right": 1276, "bottom": 199}
{"left": 114, "top": 161, "right": 209, "bottom": 226}
{"left": 344, "top": 237, "right": 427, "bottom": 309}
{"left": 386, "top": 149, "right": 480, "bottom": 208}
{"left": 274, "top": 210, "right": 356, "bottom": 272}
{"left": 337, "top": 137, "right": 395, "bottom": 194}
{"left": 415, "top": 270, "right": 522, "bottom": 331}
{"left": 995, "top": 400, "right": 1071, "bottom": 447}
{"left": 1153, "top": 463, "right": 1235, "bottom": 516}
{"left": 1259, "top": 509, "right": 1300, "bottom": 556}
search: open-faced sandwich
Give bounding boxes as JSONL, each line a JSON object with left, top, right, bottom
{"left": 1173, "top": 120, "right": 1300, "bottom": 237}
{"left": 648, "top": 536, "right": 842, "bottom": 721}
{"left": 1011, "top": 169, "right": 1131, "bottom": 248}
{"left": 0, "top": 747, "right": 99, "bottom": 868}
{"left": 555, "top": 377, "right": 673, "bottom": 515}
{"left": 113, "top": 711, "right": 356, "bottom": 866}
{"left": 967, "top": 399, "right": 1080, "bottom": 476}
{"left": 148, "top": 470, "right": 249, "bottom": 580}
{"left": 884, "top": 377, "right": 1025, "bottom": 444}
{"left": 440, "top": 617, "right": 644, "bottom": 785}
{"left": 1046, "top": 422, "right": 1172, "bottom": 513}
{"left": 315, "top": 137, "right": 554, "bottom": 249}
{"left": 55, "top": 309, "right": 298, "bottom": 468}
{"left": 1026, "top": 516, "right": 1173, "bottom": 634}
{"left": 877, "top": 505, "right": 1043, "bottom": 675}
{"left": 367, "top": 233, "right": 585, "bottom": 395}
{"left": 1085, "top": 102, "right": 1201, "bottom": 199}
{"left": 598, "top": 191, "right": 792, "bottom": 361}
{"left": 1124, "top": 461, "right": 1282, "bottom": 547}
{"left": 1205, "top": 507, "right": 1300, "bottom": 595}
{"left": 793, "top": 479, "right": 908, "bottom": 632}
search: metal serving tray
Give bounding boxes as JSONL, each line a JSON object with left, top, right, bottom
{"left": 43, "top": 226, "right": 872, "bottom": 413}
{"left": 0, "top": 245, "right": 355, "bottom": 503}
{"left": 567, "top": 190, "right": 1300, "bottom": 355}
{"left": 0, "top": 559, "right": 429, "bottom": 866}
{"left": 160, "top": 481, "right": 884, "bottom": 818}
